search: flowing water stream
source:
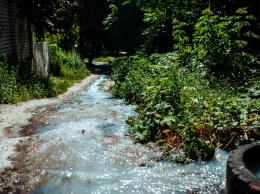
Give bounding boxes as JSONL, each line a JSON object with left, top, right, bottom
{"left": 27, "top": 75, "right": 229, "bottom": 194}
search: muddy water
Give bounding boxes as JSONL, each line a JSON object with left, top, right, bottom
{"left": 27, "top": 75, "right": 229, "bottom": 194}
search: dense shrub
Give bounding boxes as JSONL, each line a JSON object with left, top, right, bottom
{"left": 0, "top": 45, "right": 90, "bottom": 104}
{"left": 49, "top": 44, "right": 89, "bottom": 80}
{"left": 172, "top": 8, "right": 259, "bottom": 81}
{"left": 49, "top": 44, "right": 64, "bottom": 76}
{"left": 192, "top": 8, "right": 259, "bottom": 80}
{"left": 111, "top": 53, "right": 260, "bottom": 161}
{"left": 111, "top": 7, "right": 259, "bottom": 161}
{"left": 0, "top": 55, "right": 18, "bottom": 103}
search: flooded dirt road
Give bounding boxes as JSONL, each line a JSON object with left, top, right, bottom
{"left": 0, "top": 71, "right": 229, "bottom": 194}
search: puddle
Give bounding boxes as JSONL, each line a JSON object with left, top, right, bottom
{"left": 24, "top": 75, "right": 229, "bottom": 194}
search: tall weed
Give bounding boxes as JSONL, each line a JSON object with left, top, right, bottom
{"left": 49, "top": 44, "right": 90, "bottom": 80}
{"left": 0, "top": 55, "right": 18, "bottom": 103}
{"left": 192, "top": 8, "right": 258, "bottom": 80}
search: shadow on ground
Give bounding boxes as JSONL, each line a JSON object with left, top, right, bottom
{"left": 88, "top": 62, "right": 112, "bottom": 75}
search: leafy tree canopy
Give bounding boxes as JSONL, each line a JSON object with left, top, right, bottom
{"left": 17, "top": 0, "right": 70, "bottom": 32}
{"left": 76, "top": 0, "right": 110, "bottom": 64}
{"left": 103, "top": 0, "right": 144, "bottom": 54}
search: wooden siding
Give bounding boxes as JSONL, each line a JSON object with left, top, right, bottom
{"left": 0, "top": 0, "right": 13, "bottom": 56}
{"left": 0, "top": 0, "right": 33, "bottom": 65}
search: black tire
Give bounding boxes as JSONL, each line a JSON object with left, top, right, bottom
{"left": 226, "top": 142, "right": 260, "bottom": 194}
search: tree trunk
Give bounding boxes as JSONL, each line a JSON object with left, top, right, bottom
{"left": 88, "top": 53, "right": 93, "bottom": 66}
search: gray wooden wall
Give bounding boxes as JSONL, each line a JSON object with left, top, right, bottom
{"left": 0, "top": 0, "right": 33, "bottom": 66}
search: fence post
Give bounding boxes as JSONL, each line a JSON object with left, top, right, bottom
{"left": 33, "top": 42, "right": 49, "bottom": 76}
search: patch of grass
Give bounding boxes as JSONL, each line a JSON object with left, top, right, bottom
{"left": 84, "top": 54, "right": 127, "bottom": 64}
{"left": 93, "top": 56, "right": 116, "bottom": 63}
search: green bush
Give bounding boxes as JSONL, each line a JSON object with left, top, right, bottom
{"left": 112, "top": 54, "right": 182, "bottom": 143}
{"left": 111, "top": 53, "right": 260, "bottom": 161}
{"left": 183, "top": 140, "right": 215, "bottom": 160}
{"left": 66, "top": 49, "right": 86, "bottom": 69}
{"left": 0, "top": 55, "right": 18, "bottom": 103}
{"left": 192, "top": 8, "right": 258, "bottom": 80}
{"left": 0, "top": 46, "right": 90, "bottom": 103}
{"left": 49, "top": 44, "right": 90, "bottom": 80}
{"left": 110, "top": 7, "right": 259, "bottom": 161}
{"left": 49, "top": 44, "right": 64, "bottom": 76}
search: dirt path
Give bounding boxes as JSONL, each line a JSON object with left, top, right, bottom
{"left": 0, "top": 74, "right": 100, "bottom": 171}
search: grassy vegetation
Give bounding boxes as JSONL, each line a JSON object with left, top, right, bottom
{"left": 110, "top": 8, "right": 260, "bottom": 162}
{"left": 93, "top": 55, "right": 117, "bottom": 63}
{"left": 111, "top": 54, "right": 259, "bottom": 162}
{"left": 0, "top": 47, "right": 90, "bottom": 104}
{"left": 84, "top": 54, "right": 127, "bottom": 64}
